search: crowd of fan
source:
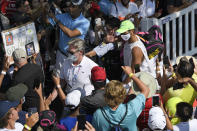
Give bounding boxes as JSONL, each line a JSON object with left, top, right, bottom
{"left": 0, "top": 0, "right": 197, "bottom": 131}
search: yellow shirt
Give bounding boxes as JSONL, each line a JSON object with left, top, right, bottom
{"left": 163, "top": 74, "right": 197, "bottom": 105}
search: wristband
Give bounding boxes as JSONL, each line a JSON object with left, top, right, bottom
{"left": 56, "top": 84, "right": 61, "bottom": 88}
{"left": 1, "top": 71, "right": 6, "bottom": 75}
{"left": 171, "top": 72, "right": 176, "bottom": 78}
{"left": 24, "top": 124, "right": 31, "bottom": 130}
{"left": 129, "top": 73, "right": 134, "bottom": 78}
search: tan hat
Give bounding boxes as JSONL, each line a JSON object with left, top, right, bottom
{"left": 176, "top": 56, "right": 197, "bottom": 67}
{"left": 12, "top": 48, "right": 27, "bottom": 62}
{"left": 129, "top": 72, "right": 157, "bottom": 98}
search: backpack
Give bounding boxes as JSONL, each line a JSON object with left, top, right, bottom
{"left": 137, "top": 25, "right": 164, "bottom": 60}
{"left": 101, "top": 104, "right": 128, "bottom": 131}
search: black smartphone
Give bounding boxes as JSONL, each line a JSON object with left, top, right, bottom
{"left": 25, "top": 42, "right": 35, "bottom": 56}
{"left": 28, "top": 107, "right": 37, "bottom": 117}
{"left": 163, "top": 56, "right": 170, "bottom": 68}
{"left": 152, "top": 95, "right": 160, "bottom": 106}
{"left": 77, "top": 114, "right": 86, "bottom": 130}
{"left": 134, "top": 64, "right": 140, "bottom": 73}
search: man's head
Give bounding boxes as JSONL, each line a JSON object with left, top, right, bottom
{"left": 12, "top": 48, "right": 27, "bottom": 68}
{"left": 67, "top": 38, "right": 85, "bottom": 63}
{"left": 65, "top": 90, "right": 81, "bottom": 111}
{"left": 32, "top": 0, "right": 40, "bottom": 9}
{"left": 104, "top": 80, "right": 126, "bottom": 108}
{"left": 91, "top": 66, "right": 106, "bottom": 89}
{"left": 16, "top": 0, "right": 31, "bottom": 13}
{"left": 69, "top": 0, "right": 83, "bottom": 18}
{"left": 116, "top": 20, "right": 135, "bottom": 42}
{"left": 6, "top": 83, "right": 28, "bottom": 102}
{"left": 0, "top": 101, "right": 19, "bottom": 128}
{"left": 121, "top": 0, "right": 130, "bottom": 7}
{"left": 105, "top": 17, "right": 121, "bottom": 35}
{"left": 148, "top": 107, "right": 166, "bottom": 130}
{"left": 176, "top": 102, "right": 193, "bottom": 122}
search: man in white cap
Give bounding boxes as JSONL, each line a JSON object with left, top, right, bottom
{"left": 47, "top": 0, "right": 90, "bottom": 74}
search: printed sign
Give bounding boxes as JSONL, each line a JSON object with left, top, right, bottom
{"left": 1, "top": 22, "right": 39, "bottom": 56}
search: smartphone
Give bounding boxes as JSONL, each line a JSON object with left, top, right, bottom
{"left": 134, "top": 64, "right": 140, "bottom": 73}
{"left": 95, "top": 18, "right": 102, "bottom": 26}
{"left": 152, "top": 95, "right": 160, "bottom": 106}
{"left": 28, "top": 107, "right": 37, "bottom": 117}
{"left": 22, "top": 97, "right": 25, "bottom": 104}
{"left": 163, "top": 56, "right": 170, "bottom": 68}
{"left": 25, "top": 42, "right": 35, "bottom": 56}
{"left": 77, "top": 114, "right": 86, "bottom": 130}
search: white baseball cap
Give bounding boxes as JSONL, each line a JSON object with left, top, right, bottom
{"left": 65, "top": 90, "right": 81, "bottom": 109}
{"left": 148, "top": 107, "right": 166, "bottom": 130}
{"left": 71, "top": 0, "right": 83, "bottom": 5}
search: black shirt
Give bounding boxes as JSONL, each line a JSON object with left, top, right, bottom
{"left": 80, "top": 89, "right": 107, "bottom": 115}
{"left": 11, "top": 62, "right": 44, "bottom": 111}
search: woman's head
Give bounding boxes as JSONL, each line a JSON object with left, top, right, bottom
{"left": 104, "top": 80, "right": 126, "bottom": 108}
{"left": 176, "top": 102, "right": 193, "bottom": 122}
{"left": 177, "top": 57, "right": 195, "bottom": 78}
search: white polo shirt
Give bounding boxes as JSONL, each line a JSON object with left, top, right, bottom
{"left": 60, "top": 56, "right": 98, "bottom": 96}
{"left": 110, "top": 1, "right": 139, "bottom": 20}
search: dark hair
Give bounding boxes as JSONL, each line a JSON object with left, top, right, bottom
{"left": 15, "top": 0, "right": 26, "bottom": 9}
{"left": 92, "top": 80, "right": 106, "bottom": 89}
{"left": 176, "top": 102, "right": 193, "bottom": 122}
{"left": 105, "top": 17, "right": 121, "bottom": 29}
{"left": 177, "top": 57, "right": 195, "bottom": 78}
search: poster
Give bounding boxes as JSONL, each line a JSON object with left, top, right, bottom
{"left": 1, "top": 22, "right": 39, "bottom": 56}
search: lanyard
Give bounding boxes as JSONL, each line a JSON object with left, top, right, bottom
{"left": 71, "top": 66, "right": 81, "bottom": 86}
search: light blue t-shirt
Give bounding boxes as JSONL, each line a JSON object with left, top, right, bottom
{"left": 98, "top": 0, "right": 113, "bottom": 16}
{"left": 49, "top": 13, "right": 90, "bottom": 54}
{"left": 92, "top": 94, "right": 145, "bottom": 131}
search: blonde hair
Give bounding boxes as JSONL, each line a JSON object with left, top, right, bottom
{"left": 104, "top": 80, "right": 126, "bottom": 108}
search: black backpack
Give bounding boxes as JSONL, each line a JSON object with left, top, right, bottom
{"left": 137, "top": 25, "right": 164, "bottom": 60}
{"left": 101, "top": 104, "right": 128, "bottom": 131}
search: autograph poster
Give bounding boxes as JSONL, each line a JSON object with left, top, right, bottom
{"left": 1, "top": 22, "right": 39, "bottom": 56}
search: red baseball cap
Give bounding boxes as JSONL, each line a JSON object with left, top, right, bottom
{"left": 91, "top": 66, "right": 106, "bottom": 82}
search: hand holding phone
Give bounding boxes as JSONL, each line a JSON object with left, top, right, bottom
{"left": 28, "top": 107, "right": 37, "bottom": 117}
{"left": 77, "top": 114, "right": 86, "bottom": 130}
{"left": 134, "top": 64, "right": 140, "bottom": 73}
{"left": 163, "top": 56, "right": 170, "bottom": 68}
{"left": 152, "top": 95, "right": 160, "bottom": 106}
{"left": 95, "top": 18, "right": 102, "bottom": 27}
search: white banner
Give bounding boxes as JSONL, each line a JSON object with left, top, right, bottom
{"left": 1, "top": 22, "right": 39, "bottom": 56}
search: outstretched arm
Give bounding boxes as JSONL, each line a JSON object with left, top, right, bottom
{"left": 122, "top": 66, "right": 150, "bottom": 98}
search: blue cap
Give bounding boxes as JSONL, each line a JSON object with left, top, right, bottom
{"left": 0, "top": 100, "right": 19, "bottom": 119}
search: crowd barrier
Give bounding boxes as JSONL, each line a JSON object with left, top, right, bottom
{"left": 141, "top": 2, "right": 197, "bottom": 63}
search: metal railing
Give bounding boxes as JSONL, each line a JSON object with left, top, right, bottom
{"left": 140, "top": 2, "right": 197, "bottom": 62}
